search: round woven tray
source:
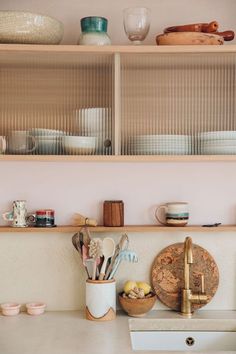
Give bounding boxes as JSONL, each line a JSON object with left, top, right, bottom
{"left": 151, "top": 242, "right": 219, "bottom": 311}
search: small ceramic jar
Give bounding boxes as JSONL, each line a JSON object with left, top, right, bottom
{"left": 1, "top": 303, "right": 21, "bottom": 316}
{"left": 26, "top": 302, "right": 46, "bottom": 315}
{"left": 78, "top": 16, "right": 111, "bottom": 45}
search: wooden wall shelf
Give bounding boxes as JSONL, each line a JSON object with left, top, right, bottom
{"left": 1, "top": 155, "right": 236, "bottom": 162}
{"left": 0, "top": 225, "right": 235, "bottom": 233}
{"left": 1, "top": 44, "right": 236, "bottom": 55}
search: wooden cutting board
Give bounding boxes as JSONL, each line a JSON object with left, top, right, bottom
{"left": 151, "top": 242, "right": 219, "bottom": 311}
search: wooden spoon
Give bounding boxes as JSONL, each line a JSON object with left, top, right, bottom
{"left": 98, "top": 238, "right": 115, "bottom": 280}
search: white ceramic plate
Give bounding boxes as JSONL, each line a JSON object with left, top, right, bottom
{"left": 198, "top": 131, "right": 236, "bottom": 140}
{"left": 200, "top": 139, "right": 236, "bottom": 146}
{"left": 130, "top": 148, "right": 190, "bottom": 154}
{"left": 201, "top": 145, "right": 236, "bottom": 154}
{"left": 129, "top": 134, "right": 190, "bottom": 141}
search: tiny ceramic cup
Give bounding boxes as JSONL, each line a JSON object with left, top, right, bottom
{"left": 26, "top": 302, "right": 46, "bottom": 315}
{"left": 86, "top": 279, "right": 116, "bottom": 321}
{"left": 155, "top": 202, "right": 189, "bottom": 227}
{"left": 1, "top": 303, "right": 21, "bottom": 316}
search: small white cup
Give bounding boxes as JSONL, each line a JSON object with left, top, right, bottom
{"left": 86, "top": 279, "right": 116, "bottom": 321}
{"left": 155, "top": 202, "right": 189, "bottom": 227}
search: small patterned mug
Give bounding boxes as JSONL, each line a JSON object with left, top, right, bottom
{"left": 155, "top": 202, "right": 189, "bottom": 227}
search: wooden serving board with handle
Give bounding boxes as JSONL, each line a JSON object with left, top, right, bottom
{"left": 151, "top": 242, "right": 219, "bottom": 311}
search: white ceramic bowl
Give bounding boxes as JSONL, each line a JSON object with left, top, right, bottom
{"left": 1, "top": 303, "right": 21, "bottom": 316}
{"left": 26, "top": 302, "right": 46, "bottom": 316}
{"left": 62, "top": 136, "right": 96, "bottom": 155}
{"left": 0, "top": 11, "right": 63, "bottom": 44}
{"left": 35, "top": 136, "right": 62, "bottom": 155}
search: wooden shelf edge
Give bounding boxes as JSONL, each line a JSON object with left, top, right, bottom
{"left": 0, "top": 44, "right": 236, "bottom": 54}
{"left": 0, "top": 225, "right": 235, "bottom": 233}
{"left": 1, "top": 155, "right": 236, "bottom": 162}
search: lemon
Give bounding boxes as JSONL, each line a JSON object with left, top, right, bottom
{"left": 123, "top": 281, "right": 137, "bottom": 294}
{"left": 136, "top": 281, "right": 151, "bottom": 295}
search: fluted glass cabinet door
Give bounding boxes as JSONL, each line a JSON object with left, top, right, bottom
{"left": 120, "top": 53, "right": 236, "bottom": 156}
{"left": 0, "top": 51, "right": 114, "bottom": 156}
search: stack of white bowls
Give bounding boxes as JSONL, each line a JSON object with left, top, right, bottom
{"left": 198, "top": 131, "right": 236, "bottom": 155}
{"left": 128, "top": 134, "right": 191, "bottom": 155}
{"left": 62, "top": 136, "right": 96, "bottom": 155}
{"left": 75, "top": 108, "right": 112, "bottom": 154}
{"left": 31, "top": 128, "right": 65, "bottom": 155}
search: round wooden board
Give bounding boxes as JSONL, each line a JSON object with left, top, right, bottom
{"left": 151, "top": 242, "right": 219, "bottom": 311}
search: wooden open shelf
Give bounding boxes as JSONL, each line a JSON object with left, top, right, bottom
{"left": 0, "top": 225, "right": 235, "bottom": 233}
{"left": 1, "top": 155, "right": 236, "bottom": 162}
{"left": 1, "top": 44, "right": 236, "bottom": 55}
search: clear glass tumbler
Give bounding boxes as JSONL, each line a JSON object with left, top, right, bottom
{"left": 123, "top": 7, "right": 150, "bottom": 44}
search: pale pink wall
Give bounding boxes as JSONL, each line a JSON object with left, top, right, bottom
{"left": 0, "top": 161, "right": 235, "bottom": 226}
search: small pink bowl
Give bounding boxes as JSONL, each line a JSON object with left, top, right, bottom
{"left": 26, "top": 302, "right": 46, "bottom": 316}
{"left": 1, "top": 303, "right": 21, "bottom": 316}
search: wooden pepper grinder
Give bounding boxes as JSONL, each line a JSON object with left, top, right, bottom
{"left": 103, "top": 200, "right": 124, "bottom": 227}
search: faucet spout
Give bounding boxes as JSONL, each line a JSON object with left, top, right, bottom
{"left": 184, "top": 236, "right": 193, "bottom": 290}
{"left": 185, "top": 237, "right": 193, "bottom": 264}
{"left": 181, "top": 236, "right": 208, "bottom": 317}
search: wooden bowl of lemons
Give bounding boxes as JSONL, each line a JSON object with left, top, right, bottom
{"left": 119, "top": 281, "right": 156, "bottom": 317}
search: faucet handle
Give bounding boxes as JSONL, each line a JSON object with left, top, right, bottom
{"left": 201, "top": 274, "right": 205, "bottom": 294}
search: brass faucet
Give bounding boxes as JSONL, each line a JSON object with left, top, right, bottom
{"left": 181, "top": 237, "right": 208, "bottom": 317}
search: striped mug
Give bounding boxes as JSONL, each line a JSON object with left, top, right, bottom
{"left": 155, "top": 202, "right": 189, "bottom": 227}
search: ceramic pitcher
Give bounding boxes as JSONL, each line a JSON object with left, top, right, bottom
{"left": 2, "top": 200, "right": 28, "bottom": 227}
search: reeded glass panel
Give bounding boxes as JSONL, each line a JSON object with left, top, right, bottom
{"left": 0, "top": 51, "right": 114, "bottom": 155}
{"left": 121, "top": 53, "right": 236, "bottom": 155}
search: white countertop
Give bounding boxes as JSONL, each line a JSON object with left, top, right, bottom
{"left": 1, "top": 310, "right": 236, "bottom": 354}
{"left": 129, "top": 310, "right": 236, "bottom": 332}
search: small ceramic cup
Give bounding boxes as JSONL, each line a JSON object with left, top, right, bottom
{"left": 86, "top": 279, "right": 116, "bottom": 321}
{"left": 1, "top": 303, "right": 21, "bottom": 316}
{"left": 26, "top": 302, "right": 46, "bottom": 315}
{"left": 155, "top": 202, "right": 189, "bottom": 227}
{"left": 35, "top": 209, "right": 55, "bottom": 227}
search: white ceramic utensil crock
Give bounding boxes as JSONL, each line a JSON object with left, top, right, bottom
{"left": 86, "top": 279, "right": 116, "bottom": 321}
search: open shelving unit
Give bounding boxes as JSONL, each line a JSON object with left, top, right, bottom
{"left": 0, "top": 44, "right": 236, "bottom": 162}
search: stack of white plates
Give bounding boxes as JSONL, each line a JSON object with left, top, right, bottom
{"left": 128, "top": 135, "right": 191, "bottom": 155}
{"left": 75, "top": 108, "right": 112, "bottom": 154}
{"left": 31, "top": 128, "right": 65, "bottom": 155}
{"left": 198, "top": 131, "right": 236, "bottom": 155}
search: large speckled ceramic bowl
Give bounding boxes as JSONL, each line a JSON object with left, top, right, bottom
{"left": 0, "top": 11, "right": 64, "bottom": 44}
